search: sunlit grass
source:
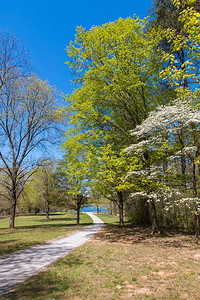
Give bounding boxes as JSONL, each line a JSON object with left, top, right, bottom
{"left": 5, "top": 225, "right": 200, "bottom": 300}
{"left": 94, "top": 213, "right": 131, "bottom": 226}
{"left": 0, "top": 212, "right": 92, "bottom": 256}
{"left": 94, "top": 213, "right": 120, "bottom": 224}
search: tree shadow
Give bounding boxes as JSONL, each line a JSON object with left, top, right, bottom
{"left": 94, "top": 224, "right": 196, "bottom": 249}
{"left": 0, "top": 221, "right": 92, "bottom": 231}
{"left": 18, "top": 222, "right": 92, "bottom": 229}
{"left": 0, "top": 240, "right": 41, "bottom": 257}
{"left": 5, "top": 269, "right": 71, "bottom": 299}
{"left": 38, "top": 217, "right": 77, "bottom": 222}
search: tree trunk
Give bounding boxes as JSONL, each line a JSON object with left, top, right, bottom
{"left": 192, "top": 160, "right": 199, "bottom": 241}
{"left": 117, "top": 191, "right": 124, "bottom": 227}
{"left": 77, "top": 206, "right": 80, "bottom": 225}
{"left": 9, "top": 178, "right": 18, "bottom": 229}
{"left": 113, "top": 203, "right": 117, "bottom": 216}
{"left": 195, "top": 213, "right": 199, "bottom": 242}
{"left": 149, "top": 199, "right": 158, "bottom": 235}
{"left": 76, "top": 194, "right": 83, "bottom": 225}
{"left": 9, "top": 201, "right": 17, "bottom": 229}
{"left": 141, "top": 197, "right": 150, "bottom": 226}
{"left": 45, "top": 201, "right": 50, "bottom": 221}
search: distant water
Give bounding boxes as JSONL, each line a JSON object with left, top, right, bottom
{"left": 81, "top": 205, "right": 107, "bottom": 212}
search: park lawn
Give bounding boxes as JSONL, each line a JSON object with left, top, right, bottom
{"left": 5, "top": 215, "right": 200, "bottom": 300}
{"left": 0, "top": 212, "right": 92, "bottom": 257}
{"left": 94, "top": 213, "right": 121, "bottom": 224}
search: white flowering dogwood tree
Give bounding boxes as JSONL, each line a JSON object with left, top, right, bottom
{"left": 126, "top": 97, "right": 200, "bottom": 240}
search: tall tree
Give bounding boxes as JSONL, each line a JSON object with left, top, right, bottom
{"left": 61, "top": 134, "right": 92, "bottom": 224}
{"left": 63, "top": 17, "right": 167, "bottom": 226}
{"left": 0, "top": 75, "right": 59, "bottom": 228}
{"left": 126, "top": 97, "right": 200, "bottom": 239}
{"left": 0, "top": 32, "right": 59, "bottom": 228}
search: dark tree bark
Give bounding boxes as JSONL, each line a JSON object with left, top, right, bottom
{"left": 8, "top": 169, "right": 23, "bottom": 229}
{"left": 117, "top": 191, "right": 124, "bottom": 227}
{"left": 9, "top": 199, "right": 17, "bottom": 229}
{"left": 77, "top": 206, "right": 80, "bottom": 225}
{"left": 76, "top": 194, "right": 83, "bottom": 225}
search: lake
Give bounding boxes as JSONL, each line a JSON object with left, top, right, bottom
{"left": 81, "top": 205, "right": 108, "bottom": 212}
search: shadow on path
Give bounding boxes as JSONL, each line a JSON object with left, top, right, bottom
{"left": 0, "top": 213, "right": 104, "bottom": 298}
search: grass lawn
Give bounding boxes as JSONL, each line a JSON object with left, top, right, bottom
{"left": 0, "top": 212, "right": 92, "bottom": 256}
{"left": 4, "top": 214, "right": 200, "bottom": 300}
{"left": 94, "top": 213, "right": 120, "bottom": 224}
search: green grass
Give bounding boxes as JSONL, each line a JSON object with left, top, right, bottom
{"left": 94, "top": 213, "right": 131, "bottom": 227}
{"left": 2, "top": 213, "right": 200, "bottom": 299}
{"left": 0, "top": 212, "right": 92, "bottom": 256}
{"left": 94, "top": 213, "right": 120, "bottom": 224}
{"left": 5, "top": 225, "right": 200, "bottom": 300}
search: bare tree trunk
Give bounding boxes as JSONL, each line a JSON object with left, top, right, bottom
{"left": 9, "top": 175, "right": 18, "bottom": 229}
{"left": 9, "top": 200, "right": 17, "bottom": 229}
{"left": 117, "top": 191, "right": 124, "bottom": 227}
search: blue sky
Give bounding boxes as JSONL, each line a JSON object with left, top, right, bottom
{"left": 1, "top": 0, "right": 153, "bottom": 98}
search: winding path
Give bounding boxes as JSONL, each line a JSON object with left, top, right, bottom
{"left": 0, "top": 212, "right": 104, "bottom": 298}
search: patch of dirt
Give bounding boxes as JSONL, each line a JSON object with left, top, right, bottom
{"left": 152, "top": 270, "right": 177, "bottom": 277}
{"left": 133, "top": 287, "right": 152, "bottom": 295}
{"left": 193, "top": 253, "right": 200, "bottom": 259}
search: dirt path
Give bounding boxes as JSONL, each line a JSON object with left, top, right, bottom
{"left": 0, "top": 212, "right": 104, "bottom": 298}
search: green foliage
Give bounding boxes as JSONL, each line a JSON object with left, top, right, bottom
{"left": 65, "top": 16, "right": 167, "bottom": 143}
{"left": 159, "top": 0, "right": 200, "bottom": 91}
{"left": 21, "top": 159, "right": 69, "bottom": 214}
{"left": 61, "top": 16, "right": 169, "bottom": 219}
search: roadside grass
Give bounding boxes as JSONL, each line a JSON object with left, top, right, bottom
{"left": 5, "top": 215, "right": 200, "bottom": 300}
{"left": 0, "top": 212, "right": 92, "bottom": 257}
{"left": 94, "top": 213, "right": 120, "bottom": 225}
{"left": 94, "top": 213, "right": 131, "bottom": 227}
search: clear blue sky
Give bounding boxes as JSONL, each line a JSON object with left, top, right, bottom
{"left": 1, "top": 0, "right": 153, "bottom": 98}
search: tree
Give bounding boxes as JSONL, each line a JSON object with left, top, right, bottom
{"left": 92, "top": 145, "right": 142, "bottom": 227}
{"left": 126, "top": 97, "right": 200, "bottom": 239}
{"left": 21, "top": 161, "right": 69, "bottom": 217}
{"left": 0, "top": 32, "right": 59, "bottom": 228}
{"left": 62, "top": 17, "right": 169, "bottom": 227}
{"left": 61, "top": 134, "right": 92, "bottom": 225}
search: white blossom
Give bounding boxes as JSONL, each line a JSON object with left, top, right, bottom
{"left": 130, "top": 191, "right": 148, "bottom": 198}
{"left": 130, "top": 98, "right": 200, "bottom": 139}
{"left": 125, "top": 140, "right": 149, "bottom": 154}
{"left": 126, "top": 170, "right": 148, "bottom": 178}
